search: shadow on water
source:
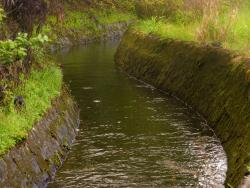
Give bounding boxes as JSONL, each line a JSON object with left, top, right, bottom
{"left": 48, "top": 40, "right": 227, "bottom": 188}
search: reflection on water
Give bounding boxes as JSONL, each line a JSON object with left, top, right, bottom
{"left": 48, "top": 41, "right": 227, "bottom": 188}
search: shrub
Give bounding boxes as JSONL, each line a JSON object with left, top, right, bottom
{"left": 2, "top": 0, "right": 48, "bottom": 33}
{"left": 0, "top": 33, "right": 49, "bottom": 64}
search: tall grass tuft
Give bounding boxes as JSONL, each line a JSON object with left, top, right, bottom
{"left": 196, "top": 0, "right": 239, "bottom": 42}
{"left": 133, "top": 0, "right": 250, "bottom": 54}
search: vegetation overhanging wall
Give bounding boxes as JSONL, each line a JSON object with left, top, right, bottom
{"left": 0, "top": 89, "right": 79, "bottom": 187}
{"left": 115, "top": 29, "right": 250, "bottom": 187}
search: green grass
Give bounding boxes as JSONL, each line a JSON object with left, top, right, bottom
{"left": 64, "top": 11, "right": 97, "bottom": 33}
{"left": 42, "top": 6, "right": 136, "bottom": 44}
{"left": 223, "top": 7, "right": 250, "bottom": 54}
{"left": 0, "top": 65, "right": 62, "bottom": 155}
{"left": 133, "top": 4, "right": 250, "bottom": 55}
{"left": 91, "top": 9, "right": 136, "bottom": 25}
{"left": 133, "top": 18, "right": 196, "bottom": 41}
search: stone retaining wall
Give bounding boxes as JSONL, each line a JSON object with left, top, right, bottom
{"left": 0, "top": 90, "right": 79, "bottom": 188}
{"left": 115, "top": 29, "right": 250, "bottom": 187}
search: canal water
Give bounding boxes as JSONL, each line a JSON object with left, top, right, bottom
{"left": 48, "top": 41, "right": 227, "bottom": 188}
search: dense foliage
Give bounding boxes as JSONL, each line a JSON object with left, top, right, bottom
{"left": 0, "top": 33, "right": 49, "bottom": 64}
{"left": 2, "top": 0, "right": 48, "bottom": 33}
{"left": 0, "top": 1, "right": 57, "bottom": 155}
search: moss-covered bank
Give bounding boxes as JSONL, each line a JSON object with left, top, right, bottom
{"left": 115, "top": 29, "right": 250, "bottom": 187}
{"left": 0, "top": 65, "right": 63, "bottom": 154}
{"left": 0, "top": 89, "right": 79, "bottom": 187}
{"left": 43, "top": 0, "right": 136, "bottom": 50}
{"left": 0, "top": 0, "right": 135, "bottom": 186}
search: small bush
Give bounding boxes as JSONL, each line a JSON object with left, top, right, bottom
{"left": 0, "top": 33, "right": 49, "bottom": 64}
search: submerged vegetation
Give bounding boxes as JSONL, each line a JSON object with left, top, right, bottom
{"left": 134, "top": 0, "right": 250, "bottom": 54}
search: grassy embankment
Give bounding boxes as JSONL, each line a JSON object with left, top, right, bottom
{"left": 42, "top": 0, "right": 136, "bottom": 45}
{"left": 125, "top": 1, "right": 250, "bottom": 187}
{"left": 0, "top": 65, "right": 62, "bottom": 154}
{"left": 115, "top": 27, "right": 250, "bottom": 188}
{"left": 0, "top": 2, "right": 65, "bottom": 155}
{"left": 0, "top": 0, "right": 137, "bottom": 155}
{"left": 134, "top": 0, "right": 250, "bottom": 55}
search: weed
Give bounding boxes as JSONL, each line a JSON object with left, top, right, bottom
{"left": 0, "top": 33, "right": 49, "bottom": 64}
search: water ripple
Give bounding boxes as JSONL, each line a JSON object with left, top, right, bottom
{"left": 48, "top": 41, "right": 227, "bottom": 188}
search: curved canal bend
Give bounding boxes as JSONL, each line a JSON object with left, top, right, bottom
{"left": 48, "top": 41, "right": 227, "bottom": 187}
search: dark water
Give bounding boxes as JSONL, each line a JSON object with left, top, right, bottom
{"left": 48, "top": 41, "right": 227, "bottom": 188}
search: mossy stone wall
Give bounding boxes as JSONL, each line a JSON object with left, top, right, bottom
{"left": 0, "top": 90, "right": 79, "bottom": 188}
{"left": 115, "top": 29, "right": 250, "bottom": 187}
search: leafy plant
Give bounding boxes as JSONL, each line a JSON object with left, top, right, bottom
{"left": 0, "top": 33, "right": 49, "bottom": 64}
{"left": 29, "top": 33, "right": 49, "bottom": 61}
{"left": 0, "top": 36, "right": 27, "bottom": 64}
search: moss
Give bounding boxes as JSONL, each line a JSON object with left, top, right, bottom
{"left": 115, "top": 28, "right": 250, "bottom": 187}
